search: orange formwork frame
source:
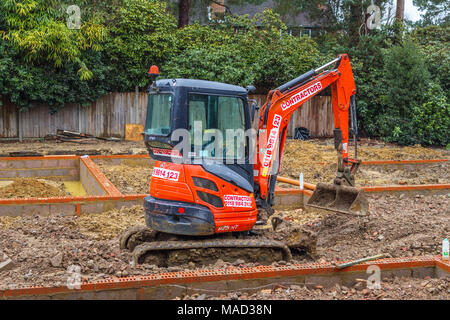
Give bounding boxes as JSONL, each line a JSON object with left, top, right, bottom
{"left": 0, "top": 155, "right": 448, "bottom": 216}
{"left": 0, "top": 155, "right": 140, "bottom": 216}
{"left": 89, "top": 154, "right": 449, "bottom": 195}
{"left": 276, "top": 177, "right": 450, "bottom": 194}
{"left": 0, "top": 155, "right": 449, "bottom": 299}
{"left": 0, "top": 256, "right": 448, "bottom": 299}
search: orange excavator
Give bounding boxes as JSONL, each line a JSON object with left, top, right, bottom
{"left": 120, "top": 54, "right": 368, "bottom": 266}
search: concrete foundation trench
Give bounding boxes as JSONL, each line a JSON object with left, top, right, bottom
{"left": 0, "top": 154, "right": 448, "bottom": 299}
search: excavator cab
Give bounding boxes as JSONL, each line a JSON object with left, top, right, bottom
{"left": 142, "top": 77, "right": 259, "bottom": 236}
{"left": 144, "top": 78, "right": 252, "bottom": 165}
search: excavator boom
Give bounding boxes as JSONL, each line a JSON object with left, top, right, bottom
{"left": 255, "top": 54, "right": 367, "bottom": 215}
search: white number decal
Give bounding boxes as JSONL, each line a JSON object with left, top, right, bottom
{"left": 152, "top": 167, "right": 180, "bottom": 181}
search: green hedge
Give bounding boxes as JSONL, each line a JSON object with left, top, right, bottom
{"left": 0, "top": 1, "right": 448, "bottom": 146}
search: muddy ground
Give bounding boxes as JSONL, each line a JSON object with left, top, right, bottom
{"left": 181, "top": 276, "right": 449, "bottom": 300}
{"left": 96, "top": 159, "right": 154, "bottom": 195}
{"left": 284, "top": 161, "right": 449, "bottom": 186}
{"left": 0, "top": 178, "right": 68, "bottom": 199}
{"left": 1, "top": 138, "right": 447, "bottom": 160}
{"left": 2, "top": 139, "right": 448, "bottom": 189}
{"left": 0, "top": 193, "right": 448, "bottom": 296}
{"left": 280, "top": 139, "right": 449, "bottom": 185}
{"left": 0, "top": 140, "right": 147, "bottom": 156}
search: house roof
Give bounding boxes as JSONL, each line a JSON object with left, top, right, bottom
{"left": 227, "top": 0, "right": 319, "bottom": 27}
{"left": 188, "top": 0, "right": 322, "bottom": 27}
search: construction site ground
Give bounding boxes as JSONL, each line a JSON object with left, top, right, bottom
{"left": 96, "top": 159, "right": 154, "bottom": 195}
{"left": 0, "top": 193, "right": 448, "bottom": 299}
{"left": 0, "top": 138, "right": 448, "bottom": 299}
{"left": 5, "top": 138, "right": 443, "bottom": 196}
{"left": 183, "top": 275, "right": 449, "bottom": 300}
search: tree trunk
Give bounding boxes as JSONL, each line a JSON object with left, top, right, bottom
{"left": 178, "top": 0, "right": 191, "bottom": 28}
{"left": 395, "top": 0, "right": 404, "bottom": 21}
{"left": 348, "top": 2, "right": 362, "bottom": 44}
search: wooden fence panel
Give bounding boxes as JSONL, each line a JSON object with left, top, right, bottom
{"left": 250, "top": 94, "right": 334, "bottom": 138}
{"left": 0, "top": 92, "right": 333, "bottom": 139}
{"left": 0, "top": 100, "right": 18, "bottom": 138}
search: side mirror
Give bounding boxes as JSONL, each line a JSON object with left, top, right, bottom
{"left": 246, "top": 85, "right": 256, "bottom": 94}
{"left": 250, "top": 101, "right": 260, "bottom": 122}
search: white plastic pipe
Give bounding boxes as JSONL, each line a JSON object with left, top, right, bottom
{"left": 299, "top": 172, "right": 304, "bottom": 191}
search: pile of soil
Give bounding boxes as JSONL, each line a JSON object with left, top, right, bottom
{"left": 267, "top": 208, "right": 328, "bottom": 230}
{"left": 96, "top": 159, "right": 154, "bottom": 194}
{"left": 181, "top": 276, "right": 449, "bottom": 300}
{"left": 0, "top": 178, "right": 67, "bottom": 199}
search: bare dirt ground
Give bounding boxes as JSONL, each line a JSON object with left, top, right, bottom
{"left": 0, "top": 178, "right": 68, "bottom": 199}
{"left": 284, "top": 161, "right": 449, "bottom": 186}
{"left": 96, "top": 159, "right": 154, "bottom": 195}
{"left": 2, "top": 138, "right": 448, "bottom": 189}
{"left": 0, "top": 139, "right": 448, "bottom": 298}
{"left": 0, "top": 140, "right": 147, "bottom": 156}
{"left": 1, "top": 138, "right": 447, "bottom": 160}
{"left": 280, "top": 139, "right": 449, "bottom": 185}
{"left": 87, "top": 139, "right": 449, "bottom": 196}
{"left": 181, "top": 276, "right": 449, "bottom": 300}
{"left": 0, "top": 194, "right": 448, "bottom": 295}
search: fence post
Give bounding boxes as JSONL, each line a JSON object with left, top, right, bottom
{"left": 78, "top": 104, "right": 82, "bottom": 133}
{"left": 18, "top": 110, "right": 23, "bottom": 142}
{"left": 134, "top": 86, "right": 139, "bottom": 124}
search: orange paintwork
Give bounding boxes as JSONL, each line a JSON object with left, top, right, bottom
{"left": 149, "top": 161, "right": 258, "bottom": 233}
{"left": 146, "top": 55, "right": 358, "bottom": 233}
{"left": 80, "top": 156, "right": 122, "bottom": 196}
{"left": 256, "top": 54, "right": 356, "bottom": 200}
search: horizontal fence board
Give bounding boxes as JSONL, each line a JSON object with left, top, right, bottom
{"left": 0, "top": 93, "right": 333, "bottom": 139}
{"left": 251, "top": 94, "right": 333, "bottom": 138}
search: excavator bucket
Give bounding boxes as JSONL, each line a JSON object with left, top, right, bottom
{"left": 306, "top": 183, "right": 368, "bottom": 216}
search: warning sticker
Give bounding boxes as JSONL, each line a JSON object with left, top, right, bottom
{"left": 151, "top": 148, "right": 182, "bottom": 158}
{"left": 261, "top": 114, "right": 282, "bottom": 177}
{"left": 224, "top": 195, "right": 252, "bottom": 208}
{"left": 152, "top": 167, "right": 180, "bottom": 181}
{"left": 281, "top": 81, "right": 323, "bottom": 111}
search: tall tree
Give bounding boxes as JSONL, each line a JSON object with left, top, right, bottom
{"left": 178, "top": 0, "right": 191, "bottom": 28}
{"left": 396, "top": 0, "right": 404, "bottom": 21}
{"left": 413, "top": 0, "right": 449, "bottom": 25}
{"left": 348, "top": 1, "right": 364, "bottom": 43}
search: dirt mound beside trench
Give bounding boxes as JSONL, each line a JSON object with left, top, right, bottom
{"left": 0, "top": 178, "right": 67, "bottom": 199}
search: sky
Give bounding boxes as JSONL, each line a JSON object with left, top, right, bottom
{"left": 403, "top": 0, "right": 424, "bottom": 22}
